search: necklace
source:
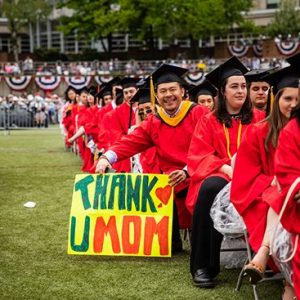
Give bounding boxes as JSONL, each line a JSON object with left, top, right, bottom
{"left": 223, "top": 120, "right": 242, "bottom": 159}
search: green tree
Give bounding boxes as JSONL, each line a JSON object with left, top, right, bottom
{"left": 57, "top": 0, "right": 117, "bottom": 55}
{"left": 0, "top": 0, "right": 51, "bottom": 62}
{"left": 58, "top": 0, "right": 253, "bottom": 56}
{"left": 267, "top": 0, "right": 300, "bottom": 38}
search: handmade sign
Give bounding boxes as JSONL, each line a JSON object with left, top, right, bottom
{"left": 68, "top": 173, "right": 174, "bottom": 257}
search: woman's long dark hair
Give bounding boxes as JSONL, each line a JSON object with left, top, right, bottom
{"left": 265, "top": 86, "right": 300, "bottom": 151}
{"left": 264, "top": 90, "right": 285, "bottom": 151}
{"left": 215, "top": 77, "right": 253, "bottom": 127}
{"left": 65, "top": 87, "right": 77, "bottom": 104}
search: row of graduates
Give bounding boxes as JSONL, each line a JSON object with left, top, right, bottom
{"left": 63, "top": 53, "right": 300, "bottom": 298}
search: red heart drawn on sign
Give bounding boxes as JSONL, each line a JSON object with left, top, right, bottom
{"left": 155, "top": 185, "right": 172, "bottom": 206}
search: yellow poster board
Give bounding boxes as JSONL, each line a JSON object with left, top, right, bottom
{"left": 68, "top": 173, "right": 174, "bottom": 257}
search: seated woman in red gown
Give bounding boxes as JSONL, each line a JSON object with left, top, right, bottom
{"left": 275, "top": 106, "right": 300, "bottom": 300}
{"left": 186, "top": 56, "right": 264, "bottom": 288}
{"left": 231, "top": 59, "right": 299, "bottom": 296}
{"left": 273, "top": 53, "right": 300, "bottom": 300}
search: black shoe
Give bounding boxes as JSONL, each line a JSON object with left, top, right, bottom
{"left": 193, "top": 269, "right": 215, "bottom": 288}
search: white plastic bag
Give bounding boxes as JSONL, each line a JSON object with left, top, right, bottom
{"left": 271, "top": 222, "right": 293, "bottom": 285}
{"left": 270, "top": 177, "right": 300, "bottom": 287}
{"left": 210, "top": 182, "right": 245, "bottom": 238}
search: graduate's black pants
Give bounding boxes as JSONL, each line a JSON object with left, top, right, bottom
{"left": 172, "top": 188, "right": 188, "bottom": 248}
{"left": 190, "top": 176, "right": 228, "bottom": 277}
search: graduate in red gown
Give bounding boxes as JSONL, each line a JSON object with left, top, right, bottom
{"left": 273, "top": 54, "right": 300, "bottom": 299}
{"left": 130, "top": 88, "right": 160, "bottom": 174}
{"left": 106, "top": 77, "right": 139, "bottom": 173}
{"left": 275, "top": 113, "right": 300, "bottom": 300}
{"left": 81, "top": 87, "right": 99, "bottom": 172}
{"left": 245, "top": 69, "right": 271, "bottom": 112}
{"left": 189, "top": 80, "right": 217, "bottom": 111}
{"left": 95, "top": 77, "right": 122, "bottom": 131}
{"left": 62, "top": 86, "right": 78, "bottom": 150}
{"left": 231, "top": 63, "right": 299, "bottom": 288}
{"left": 95, "top": 64, "right": 209, "bottom": 253}
{"left": 186, "top": 56, "right": 265, "bottom": 288}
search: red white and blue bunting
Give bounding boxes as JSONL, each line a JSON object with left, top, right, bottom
{"left": 64, "top": 76, "right": 92, "bottom": 90}
{"left": 35, "top": 76, "right": 61, "bottom": 91}
{"left": 3, "top": 75, "right": 32, "bottom": 91}
{"left": 275, "top": 39, "right": 300, "bottom": 56}
{"left": 94, "top": 75, "right": 113, "bottom": 86}
{"left": 253, "top": 43, "right": 263, "bottom": 57}
{"left": 185, "top": 72, "right": 206, "bottom": 85}
{"left": 227, "top": 43, "right": 250, "bottom": 57}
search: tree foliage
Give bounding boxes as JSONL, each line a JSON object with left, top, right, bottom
{"left": 267, "top": 0, "right": 300, "bottom": 38}
{"left": 58, "top": 0, "right": 253, "bottom": 52}
{"left": 0, "top": 0, "right": 51, "bottom": 61}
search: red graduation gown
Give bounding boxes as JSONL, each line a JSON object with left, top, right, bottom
{"left": 108, "top": 102, "right": 136, "bottom": 173}
{"left": 274, "top": 118, "right": 300, "bottom": 297}
{"left": 109, "top": 104, "right": 208, "bottom": 228}
{"left": 140, "top": 147, "right": 161, "bottom": 174}
{"left": 231, "top": 121, "right": 279, "bottom": 252}
{"left": 186, "top": 110, "right": 264, "bottom": 214}
{"left": 81, "top": 106, "right": 99, "bottom": 172}
{"left": 62, "top": 103, "right": 73, "bottom": 148}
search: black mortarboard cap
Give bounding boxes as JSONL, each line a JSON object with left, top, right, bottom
{"left": 130, "top": 88, "right": 150, "bottom": 104}
{"left": 265, "top": 52, "right": 299, "bottom": 94}
{"left": 136, "top": 78, "right": 148, "bottom": 88}
{"left": 151, "top": 63, "right": 188, "bottom": 86}
{"left": 245, "top": 68, "right": 276, "bottom": 83}
{"left": 286, "top": 51, "right": 300, "bottom": 66}
{"left": 80, "top": 87, "right": 89, "bottom": 94}
{"left": 88, "top": 85, "right": 97, "bottom": 97}
{"left": 106, "top": 76, "right": 121, "bottom": 87}
{"left": 120, "top": 77, "right": 139, "bottom": 89}
{"left": 115, "top": 88, "right": 124, "bottom": 105}
{"left": 189, "top": 80, "right": 218, "bottom": 101}
{"left": 206, "top": 56, "right": 248, "bottom": 88}
{"left": 98, "top": 86, "right": 112, "bottom": 99}
{"left": 264, "top": 66, "right": 300, "bottom": 95}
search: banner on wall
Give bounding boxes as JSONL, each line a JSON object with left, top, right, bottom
{"left": 3, "top": 75, "right": 32, "bottom": 91}
{"left": 94, "top": 75, "right": 114, "bottom": 86}
{"left": 65, "top": 75, "right": 92, "bottom": 90}
{"left": 227, "top": 43, "right": 250, "bottom": 57}
{"left": 253, "top": 42, "right": 263, "bottom": 57}
{"left": 185, "top": 72, "right": 205, "bottom": 85}
{"left": 68, "top": 173, "right": 174, "bottom": 257}
{"left": 35, "top": 76, "right": 62, "bottom": 91}
{"left": 275, "top": 39, "right": 300, "bottom": 56}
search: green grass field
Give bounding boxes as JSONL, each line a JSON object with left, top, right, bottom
{"left": 0, "top": 127, "right": 282, "bottom": 299}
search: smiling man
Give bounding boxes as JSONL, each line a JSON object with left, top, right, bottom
{"left": 95, "top": 64, "right": 209, "bottom": 252}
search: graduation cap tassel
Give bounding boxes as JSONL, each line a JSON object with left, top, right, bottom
{"left": 270, "top": 86, "right": 274, "bottom": 113}
{"left": 150, "top": 76, "right": 156, "bottom": 109}
{"left": 266, "top": 86, "right": 275, "bottom": 117}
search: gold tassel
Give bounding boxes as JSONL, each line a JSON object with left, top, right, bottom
{"left": 150, "top": 76, "right": 156, "bottom": 109}
{"left": 270, "top": 86, "right": 274, "bottom": 112}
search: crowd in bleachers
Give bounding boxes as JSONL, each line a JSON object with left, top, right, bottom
{"left": 0, "top": 56, "right": 290, "bottom": 76}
